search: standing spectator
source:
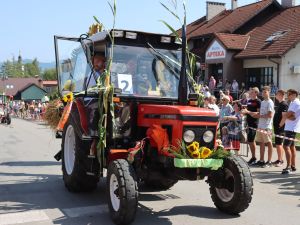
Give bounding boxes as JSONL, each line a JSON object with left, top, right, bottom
{"left": 273, "top": 90, "right": 288, "bottom": 167}
{"left": 280, "top": 89, "right": 300, "bottom": 174}
{"left": 231, "top": 79, "right": 239, "bottom": 99}
{"left": 224, "top": 89, "right": 233, "bottom": 102}
{"left": 203, "top": 97, "right": 210, "bottom": 108}
{"left": 246, "top": 86, "right": 274, "bottom": 167}
{"left": 216, "top": 78, "right": 223, "bottom": 90}
{"left": 240, "top": 92, "right": 249, "bottom": 106}
{"left": 271, "top": 82, "right": 278, "bottom": 95}
{"left": 208, "top": 76, "right": 216, "bottom": 92}
{"left": 221, "top": 126, "right": 231, "bottom": 148}
{"left": 219, "top": 90, "right": 225, "bottom": 101}
{"left": 29, "top": 101, "right": 35, "bottom": 118}
{"left": 208, "top": 96, "right": 220, "bottom": 116}
{"left": 225, "top": 79, "right": 232, "bottom": 91}
{"left": 203, "top": 87, "right": 211, "bottom": 98}
{"left": 242, "top": 87, "right": 261, "bottom": 165}
{"left": 223, "top": 102, "right": 244, "bottom": 151}
{"left": 24, "top": 102, "right": 29, "bottom": 118}
{"left": 219, "top": 95, "right": 234, "bottom": 137}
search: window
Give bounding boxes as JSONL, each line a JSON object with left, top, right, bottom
{"left": 246, "top": 67, "right": 273, "bottom": 89}
{"left": 265, "top": 30, "right": 288, "bottom": 43}
{"left": 111, "top": 45, "right": 181, "bottom": 98}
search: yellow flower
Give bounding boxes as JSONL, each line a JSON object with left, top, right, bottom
{"left": 187, "top": 141, "right": 200, "bottom": 154}
{"left": 200, "top": 147, "right": 212, "bottom": 159}
{"left": 192, "top": 151, "right": 201, "bottom": 159}
{"left": 62, "top": 92, "right": 73, "bottom": 103}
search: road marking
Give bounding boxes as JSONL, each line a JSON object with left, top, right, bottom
{"left": 0, "top": 210, "right": 49, "bottom": 225}
{"left": 0, "top": 204, "right": 108, "bottom": 225}
{"left": 62, "top": 204, "right": 108, "bottom": 218}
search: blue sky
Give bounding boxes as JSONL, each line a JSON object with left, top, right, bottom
{"left": 0, "top": 0, "right": 298, "bottom": 62}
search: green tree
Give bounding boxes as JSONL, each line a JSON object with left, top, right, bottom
{"left": 1, "top": 60, "right": 14, "bottom": 76}
{"left": 1, "top": 55, "right": 41, "bottom": 78}
{"left": 24, "top": 58, "right": 40, "bottom": 77}
{"left": 42, "top": 68, "right": 57, "bottom": 80}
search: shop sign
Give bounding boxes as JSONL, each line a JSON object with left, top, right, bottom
{"left": 206, "top": 40, "right": 226, "bottom": 60}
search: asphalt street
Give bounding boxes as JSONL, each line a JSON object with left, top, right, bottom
{"left": 0, "top": 118, "right": 299, "bottom": 225}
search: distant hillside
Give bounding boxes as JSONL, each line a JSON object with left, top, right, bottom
{"left": 22, "top": 59, "right": 55, "bottom": 71}
{"left": 40, "top": 62, "right": 56, "bottom": 71}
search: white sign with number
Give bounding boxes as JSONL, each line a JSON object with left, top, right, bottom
{"left": 117, "top": 74, "right": 133, "bottom": 94}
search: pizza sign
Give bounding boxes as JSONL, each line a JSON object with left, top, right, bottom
{"left": 206, "top": 40, "right": 226, "bottom": 60}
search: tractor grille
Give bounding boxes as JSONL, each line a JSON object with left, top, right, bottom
{"left": 183, "top": 126, "right": 216, "bottom": 149}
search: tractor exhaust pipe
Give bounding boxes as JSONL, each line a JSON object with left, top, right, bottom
{"left": 178, "top": 25, "right": 188, "bottom": 105}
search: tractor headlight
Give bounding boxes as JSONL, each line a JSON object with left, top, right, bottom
{"left": 203, "top": 130, "right": 214, "bottom": 143}
{"left": 183, "top": 130, "right": 195, "bottom": 143}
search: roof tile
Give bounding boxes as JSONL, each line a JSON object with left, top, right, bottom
{"left": 236, "top": 6, "right": 300, "bottom": 58}
{"left": 215, "top": 33, "right": 249, "bottom": 50}
{"left": 185, "top": 0, "right": 274, "bottom": 39}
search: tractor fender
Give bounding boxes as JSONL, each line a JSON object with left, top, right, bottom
{"left": 59, "top": 100, "right": 92, "bottom": 141}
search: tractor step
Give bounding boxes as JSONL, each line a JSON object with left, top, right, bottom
{"left": 54, "top": 150, "right": 62, "bottom": 161}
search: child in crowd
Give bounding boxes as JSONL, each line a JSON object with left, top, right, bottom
{"left": 221, "top": 126, "right": 231, "bottom": 149}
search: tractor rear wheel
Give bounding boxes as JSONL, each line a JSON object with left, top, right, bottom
{"left": 62, "top": 119, "right": 99, "bottom": 192}
{"left": 107, "top": 159, "right": 138, "bottom": 225}
{"left": 208, "top": 155, "right": 253, "bottom": 214}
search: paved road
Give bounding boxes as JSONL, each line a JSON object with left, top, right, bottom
{"left": 0, "top": 118, "right": 299, "bottom": 225}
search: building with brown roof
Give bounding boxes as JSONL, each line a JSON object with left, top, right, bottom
{"left": 42, "top": 80, "right": 58, "bottom": 94}
{"left": 184, "top": 0, "right": 300, "bottom": 92}
{"left": 0, "top": 77, "right": 53, "bottom": 102}
{"left": 235, "top": 3, "right": 300, "bottom": 90}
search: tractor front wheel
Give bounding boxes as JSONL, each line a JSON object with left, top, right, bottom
{"left": 208, "top": 155, "right": 253, "bottom": 214}
{"left": 107, "top": 159, "right": 138, "bottom": 225}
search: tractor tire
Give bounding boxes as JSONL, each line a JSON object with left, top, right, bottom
{"left": 62, "top": 118, "right": 99, "bottom": 192}
{"left": 208, "top": 155, "right": 253, "bottom": 214}
{"left": 107, "top": 159, "right": 138, "bottom": 225}
{"left": 144, "top": 177, "right": 178, "bottom": 190}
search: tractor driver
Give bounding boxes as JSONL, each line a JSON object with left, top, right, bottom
{"left": 89, "top": 53, "right": 106, "bottom": 155}
{"left": 89, "top": 53, "right": 106, "bottom": 87}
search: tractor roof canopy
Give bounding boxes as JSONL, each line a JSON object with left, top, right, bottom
{"left": 55, "top": 30, "right": 183, "bottom": 101}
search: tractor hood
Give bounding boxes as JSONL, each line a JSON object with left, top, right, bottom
{"left": 138, "top": 104, "right": 218, "bottom": 122}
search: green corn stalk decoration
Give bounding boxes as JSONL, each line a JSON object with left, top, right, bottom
{"left": 160, "top": 0, "right": 204, "bottom": 107}
{"left": 93, "top": 0, "right": 117, "bottom": 171}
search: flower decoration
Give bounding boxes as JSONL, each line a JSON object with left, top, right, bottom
{"left": 168, "top": 140, "right": 229, "bottom": 160}
{"left": 187, "top": 141, "right": 199, "bottom": 155}
{"left": 62, "top": 92, "right": 73, "bottom": 103}
{"left": 199, "top": 147, "right": 213, "bottom": 159}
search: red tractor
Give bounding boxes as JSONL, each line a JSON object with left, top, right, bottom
{"left": 54, "top": 29, "right": 253, "bottom": 225}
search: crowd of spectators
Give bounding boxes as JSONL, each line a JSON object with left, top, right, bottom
{"left": 5, "top": 100, "right": 48, "bottom": 121}
{"left": 203, "top": 75, "right": 300, "bottom": 175}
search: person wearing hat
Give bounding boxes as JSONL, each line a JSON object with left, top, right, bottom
{"left": 219, "top": 95, "right": 233, "bottom": 138}
{"left": 280, "top": 89, "right": 300, "bottom": 174}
